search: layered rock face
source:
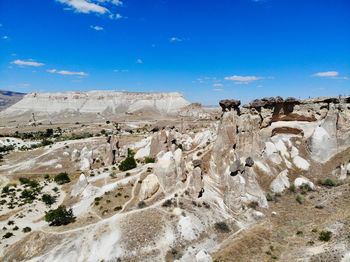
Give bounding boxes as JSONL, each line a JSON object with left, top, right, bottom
{"left": 2, "top": 91, "right": 190, "bottom": 115}
{"left": 207, "top": 96, "right": 350, "bottom": 210}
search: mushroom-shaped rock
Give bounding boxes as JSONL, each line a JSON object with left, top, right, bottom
{"left": 270, "top": 170, "right": 290, "bottom": 193}
{"left": 294, "top": 177, "right": 315, "bottom": 190}
{"left": 219, "top": 99, "right": 241, "bottom": 112}
{"left": 139, "top": 174, "right": 160, "bottom": 200}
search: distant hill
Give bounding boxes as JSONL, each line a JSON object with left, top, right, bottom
{"left": 0, "top": 90, "right": 26, "bottom": 111}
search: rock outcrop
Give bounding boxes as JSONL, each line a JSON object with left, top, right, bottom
{"left": 1, "top": 91, "right": 190, "bottom": 115}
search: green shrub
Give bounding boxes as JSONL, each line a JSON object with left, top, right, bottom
{"left": 296, "top": 194, "right": 304, "bottom": 204}
{"left": 45, "top": 205, "right": 75, "bottom": 226}
{"left": 319, "top": 230, "right": 332, "bottom": 241}
{"left": 320, "top": 178, "right": 337, "bottom": 187}
{"left": 300, "top": 183, "right": 313, "bottom": 194}
{"left": 20, "top": 189, "right": 37, "bottom": 202}
{"left": 54, "top": 172, "right": 70, "bottom": 185}
{"left": 214, "top": 221, "right": 231, "bottom": 233}
{"left": 19, "top": 177, "right": 39, "bottom": 188}
{"left": 22, "top": 227, "right": 32, "bottom": 233}
{"left": 138, "top": 201, "right": 146, "bottom": 208}
{"left": 289, "top": 184, "right": 296, "bottom": 193}
{"left": 41, "top": 139, "right": 53, "bottom": 147}
{"left": 2, "top": 232, "right": 14, "bottom": 239}
{"left": 145, "top": 157, "right": 155, "bottom": 164}
{"left": 42, "top": 194, "right": 56, "bottom": 206}
{"left": 119, "top": 150, "right": 137, "bottom": 171}
{"left": 266, "top": 193, "right": 274, "bottom": 202}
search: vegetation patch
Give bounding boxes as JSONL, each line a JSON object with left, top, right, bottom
{"left": 54, "top": 172, "right": 71, "bottom": 185}
{"left": 215, "top": 221, "right": 231, "bottom": 233}
{"left": 45, "top": 205, "right": 76, "bottom": 226}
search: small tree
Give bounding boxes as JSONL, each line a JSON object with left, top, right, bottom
{"left": 119, "top": 149, "right": 137, "bottom": 171}
{"left": 54, "top": 172, "right": 71, "bottom": 185}
{"left": 319, "top": 230, "right": 332, "bottom": 241}
{"left": 45, "top": 205, "right": 75, "bottom": 226}
{"left": 42, "top": 194, "right": 56, "bottom": 206}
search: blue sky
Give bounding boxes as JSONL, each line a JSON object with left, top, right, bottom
{"left": 0, "top": 0, "right": 349, "bottom": 104}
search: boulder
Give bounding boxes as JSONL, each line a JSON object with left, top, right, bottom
{"left": 245, "top": 157, "right": 254, "bottom": 167}
{"left": 270, "top": 170, "right": 290, "bottom": 193}
{"left": 294, "top": 177, "right": 315, "bottom": 190}
{"left": 196, "top": 250, "right": 213, "bottom": 262}
{"left": 139, "top": 174, "right": 160, "bottom": 200}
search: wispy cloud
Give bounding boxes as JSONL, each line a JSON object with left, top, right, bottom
{"left": 12, "top": 59, "right": 45, "bottom": 67}
{"left": 2, "top": 35, "right": 9, "bottom": 40}
{"left": 90, "top": 25, "right": 104, "bottom": 31}
{"left": 213, "top": 83, "right": 223, "bottom": 87}
{"left": 113, "top": 69, "right": 129, "bottom": 72}
{"left": 136, "top": 59, "right": 143, "bottom": 64}
{"left": 313, "top": 71, "right": 339, "bottom": 77}
{"left": 57, "top": 0, "right": 123, "bottom": 19}
{"left": 57, "top": 0, "right": 108, "bottom": 14}
{"left": 169, "top": 37, "right": 183, "bottom": 43}
{"left": 109, "top": 13, "right": 124, "bottom": 20}
{"left": 96, "top": 0, "right": 122, "bottom": 6}
{"left": 213, "top": 88, "right": 224, "bottom": 92}
{"left": 224, "top": 75, "right": 262, "bottom": 84}
{"left": 47, "top": 69, "right": 88, "bottom": 76}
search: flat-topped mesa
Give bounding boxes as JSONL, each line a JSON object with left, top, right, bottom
{"left": 2, "top": 90, "right": 190, "bottom": 115}
{"left": 219, "top": 99, "right": 241, "bottom": 112}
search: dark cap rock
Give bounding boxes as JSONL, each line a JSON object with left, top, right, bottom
{"left": 219, "top": 99, "right": 241, "bottom": 112}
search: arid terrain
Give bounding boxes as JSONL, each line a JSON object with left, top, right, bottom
{"left": 0, "top": 91, "right": 349, "bottom": 262}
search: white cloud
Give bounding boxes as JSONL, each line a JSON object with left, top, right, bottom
{"left": 57, "top": 0, "right": 124, "bottom": 19}
{"left": 47, "top": 69, "right": 88, "bottom": 76}
{"left": 109, "top": 13, "right": 123, "bottom": 20}
{"left": 2, "top": 35, "right": 9, "bottom": 40}
{"left": 213, "top": 88, "right": 224, "bottom": 92}
{"left": 96, "top": 0, "right": 123, "bottom": 6}
{"left": 57, "top": 0, "right": 108, "bottom": 14}
{"left": 313, "top": 71, "right": 339, "bottom": 77}
{"left": 12, "top": 59, "right": 45, "bottom": 67}
{"left": 170, "top": 37, "right": 182, "bottom": 43}
{"left": 90, "top": 25, "right": 104, "bottom": 31}
{"left": 224, "top": 75, "right": 262, "bottom": 83}
{"left": 213, "top": 83, "right": 223, "bottom": 87}
{"left": 136, "top": 59, "right": 143, "bottom": 64}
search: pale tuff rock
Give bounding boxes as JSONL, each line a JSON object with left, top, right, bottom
{"left": 293, "top": 155, "right": 310, "bottom": 171}
{"left": 294, "top": 176, "right": 315, "bottom": 190}
{"left": 138, "top": 174, "right": 160, "bottom": 200}
{"left": 80, "top": 146, "right": 93, "bottom": 171}
{"left": 103, "top": 135, "right": 120, "bottom": 165}
{"left": 270, "top": 170, "right": 290, "bottom": 193}
{"left": 71, "top": 149, "right": 80, "bottom": 162}
{"left": 2, "top": 91, "right": 190, "bottom": 115}
{"left": 71, "top": 173, "right": 89, "bottom": 197}
{"left": 309, "top": 105, "right": 338, "bottom": 163}
{"left": 154, "top": 149, "right": 185, "bottom": 193}
{"left": 150, "top": 130, "right": 168, "bottom": 157}
{"left": 188, "top": 167, "right": 204, "bottom": 197}
{"left": 195, "top": 250, "right": 213, "bottom": 262}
